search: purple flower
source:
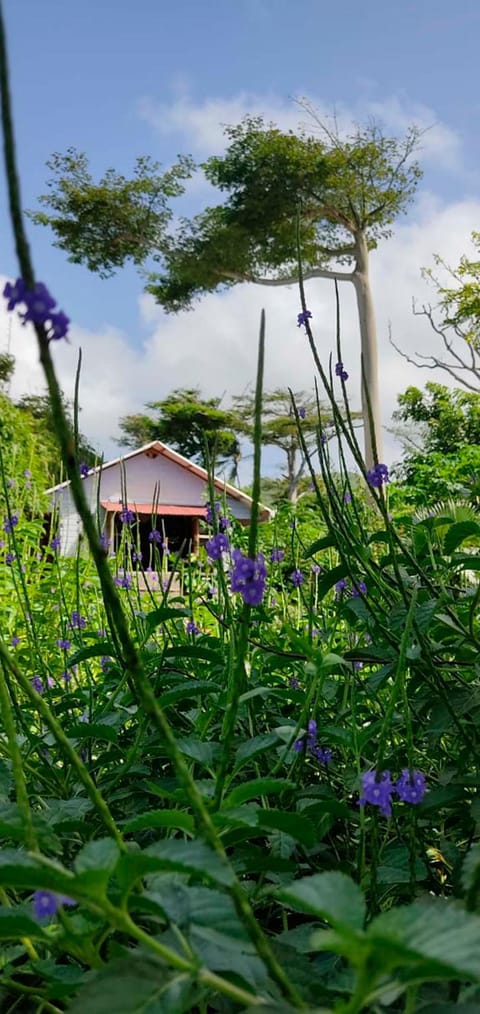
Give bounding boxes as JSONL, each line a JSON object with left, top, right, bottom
{"left": 289, "top": 676, "right": 300, "bottom": 690}
{"left": 395, "top": 769, "right": 426, "bottom": 805}
{"left": 48, "top": 310, "right": 70, "bottom": 341}
{"left": 352, "top": 581, "right": 367, "bottom": 597}
{"left": 311, "top": 563, "right": 321, "bottom": 574}
{"left": 31, "top": 676, "right": 44, "bottom": 694}
{"left": 50, "top": 534, "right": 61, "bottom": 551}
{"left": 57, "top": 638, "right": 71, "bottom": 651}
{"left": 219, "top": 515, "right": 230, "bottom": 531}
{"left": 294, "top": 717, "right": 331, "bottom": 763}
{"left": 186, "top": 620, "right": 200, "bottom": 636}
{"left": 79, "top": 462, "right": 89, "bottom": 478}
{"left": 132, "top": 549, "right": 142, "bottom": 563}
{"left": 23, "top": 469, "right": 31, "bottom": 479}
{"left": 5, "top": 552, "right": 15, "bottom": 565}
{"left": 205, "top": 502, "right": 220, "bottom": 525}
{"left": 270, "top": 547, "right": 284, "bottom": 563}
{"left": 207, "top": 586, "right": 216, "bottom": 599}
{"left": 115, "top": 573, "right": 132, "bottom": 590}
{"left": 33, "top": 890, "right": 76, "bottom": 921}
{"left": 335, "top": 362, "right": 349, "bottom": 382}
{"left": 99, "top": 532, "right": 110, "bottom": 552}
{"left": 3, "top": 514, "right": 19, "bottom": 534}
{"left": 22, "top": 282, "right": 56, "bottom": 324}
{"left": 297, "top": 309, "right": 312, "bottom": 328}
{"left": 354, "top": 661, "right": 364, "bottom": 670}
{"left": 11, "top": 635, "right": 20, "bottom": 647}
{"left": 298, "top": 406, "right": 306, "bottom": 420}
{"left": 335, "top": 579, "right": 348, "bottom": 596}
{"left": 366, "top": 463, "right": 390, "bottom": 489}
{"left": 290, "top": 569, "right": 304, "bottom": 588}
{"left": 206, "top": 532, "right": 229, "bottom": 560}
{"left": 149, "top": 529, "right": 162, "bottom": 544}
{"left": 120, "top": 507, "right": 135, "bottom": 524}
{"left": 69, "top": 611, "right": 86, "bottom": 629}
{"left": 3, "top": 278, "right": 27, "bottom": 310}
{"left": 344, "top": 491, "right": 352, "bottom": 503}
{"left": 231, "top": 549, "right": 266, "bottom": 606}
{"left": 359, "top": 770, "right": 394, "bottom": 817}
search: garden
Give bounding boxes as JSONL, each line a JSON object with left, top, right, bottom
{"left": 1, "top": 7, "right": 480, "bottom": 1013}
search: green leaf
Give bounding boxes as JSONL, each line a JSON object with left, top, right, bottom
{"left": 159, "top": 680, "right": 220, "bottom": 708}
{"left": 144, "top": 839, "right": 235, "bottom": 886}
{"left": 0, "top": 850, "right": 75, "bottom": 895}
{"left": 123, "top": 809, "right": 194, "bottom": 835}
{"left": 368, "top": 899, "right": 480, "bottom": 981}
{"left": 314, "top": 564, "right": 350, "bottom": 600}
{"left": 163, "top": 645, "right": 224, "bottom": 664}
{"left": 67, "top": 722, "right": 119, "bottom": 744}
{"left": 175, "top": 737, "right": 220, "bottom": 766}
{"left": 69, "top": 956, "right": 200, "bottom": 1013}
{"left": 276, "top": 871, "right": 366, "bottom": 931}
{"left": 234, "top": 732, "right": 282, "bottom": 770}
{"left": 142, "top": 605, "right": 190, "bottom": 640}
{"left": 257, "top": 809, "right": 317, "bottom": 848}
{"left": 304, "top": 533, "right": 337, "bottom": 557}
{"left": 0, "top": 907, "right": 49, "bottom": 940}
{"left": 224, "top": 778, "right": 295, "bottom": 808}
{"left": 66, "top": 642, "right": 117, "bottom": 667}
{"left": 74, "top": 838, "right": 121, "bottom": 892}
{"left": 444, "top": 520, "right": 480, "bottom": 554}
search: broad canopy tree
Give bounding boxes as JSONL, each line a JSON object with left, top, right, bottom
{"left": 118, "top": 387, "right": 242, "bottom": 473}
{"left": 32, "top": 114, "right": 423, "bottom": 469}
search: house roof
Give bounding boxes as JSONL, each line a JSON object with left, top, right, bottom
{"left": 47, "top": 440, "right": 272, "bottom": 519}
{"left": 101, "top": 502, "right": 205, "bottom": 517}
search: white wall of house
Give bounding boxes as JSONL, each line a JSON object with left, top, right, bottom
{"left": 50, "top": 449, "right": 252, "bottom": 556}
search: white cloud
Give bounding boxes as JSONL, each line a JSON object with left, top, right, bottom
{"left": 2, "top": 196, "right": 478, "bottom": 481}
{"left": 138, "top": 87, "right": 463, "bottom": 173}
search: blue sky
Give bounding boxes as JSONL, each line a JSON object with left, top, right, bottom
{"left": 1, "top": 0, "right": 479, "bottom": 473}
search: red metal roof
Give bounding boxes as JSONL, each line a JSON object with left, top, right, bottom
{"left": 101, "top": 502, "right": 205, "bottom": 517}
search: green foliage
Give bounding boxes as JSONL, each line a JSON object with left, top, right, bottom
{"left": 118, "top": 386, "right": 241, "bottom": 469}
{"left": 394, "top": 382, "right": 480, "bottom": 455}
{"left": 29, "top": 147, "right": 193, "bottom": 278}
{"left": 147, "top": 116, "right": 422, "bottom": 311}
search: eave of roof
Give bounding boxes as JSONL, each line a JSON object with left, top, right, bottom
{"left": 46, "top": 440, "right": 272, "bottom": 517}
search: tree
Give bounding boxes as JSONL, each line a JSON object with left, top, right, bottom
{"left": 29, "top": 148, "right": 192, "bottom": 278}
{"left": 16, "top": 392, "right": 99, "bottom": 475}
{"left": 234, "top": 387, "right": 335, "bottom": 503}
{"left": 392, "top": 382, "right": 480, "bottom": 507}
{"left": 391, "top": 231, "right": 480, "bottom": 392}
{"left": 33, "top": 116, "right": 422, "bottom": 470}
{"left": 117, "top": 387, "right": 241, "bottom": 473}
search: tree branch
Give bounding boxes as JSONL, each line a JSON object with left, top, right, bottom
{"left": 221, "top": 265, "right": 355, "bottom": 286}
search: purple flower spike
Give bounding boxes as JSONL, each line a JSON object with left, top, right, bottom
{"left": 395, "top": 769, "right": 426, "bottom": 804}
{"left": 290, "top": 569, "right": 304, "bottom": 588}
{"left": 231, "top": 549, "right": 266, "bottom": 606}
{"left": 366, "top": 463, "right": 390, "bottom": 489}
{"left": 206, "top": 532, "right": 229, "bottom": 560}
{"left": 359, "top": 770, "right": 394, "bottom": 817}
{"left": 297, "top": 309, "right": 312, "bottom": 328}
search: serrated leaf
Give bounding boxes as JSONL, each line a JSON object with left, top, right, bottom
{"left": 123, "top": 809, "right": 194, "bottom": 834}
{"left": 276, "top": 872, "right": 366, "bottom": 931}
{"left": 368, "top": 899, "right": 480, "bottom": 981}
{"left": 234, "top": 732, "right": 281, "bottom": 770}
{"left": 74, "top": 838, "right": 121, "bottom": 892}
{"left": 0, "top": 907, "right": 49, "bottom": 940}
{"left": 315, "top": 564, "right": 350, "bottom": 600}
{"left": 144, "top": 839, "right": 235, "bottom": 886}
{"left": 257, "top": 809, "right": 317, "bottom": 848}
{"left": 175, "top": 737, "right": 220, "bottom": 766}
{"left": 69, "top": 956, "right": 200, "bottom": 1013}
{"left": 0, "top": 850, "right": 75, "bottom": 895}
{"left": 224, "top": 778, "right": 294, "bottom": 808}
{"left": 66, "top": 722, "right": 119, "bottom": 744}
{"left": 142, "top": 605, "right": 190, "bottom": 640}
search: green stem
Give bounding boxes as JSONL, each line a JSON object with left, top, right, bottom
{"left": 0, "top": 661, "right": 37, "bottom": 851}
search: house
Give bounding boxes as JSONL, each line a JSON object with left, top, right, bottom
{"left": 47, "top": 440, "right": 272, "bottom": 559}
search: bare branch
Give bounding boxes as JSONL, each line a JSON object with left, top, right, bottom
{"left": 221, "top": 265, "right": 355, "bottom": 286}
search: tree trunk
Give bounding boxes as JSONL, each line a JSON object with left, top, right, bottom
{"left": 352, "top": 233, "right": 384, "bottom": 470}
